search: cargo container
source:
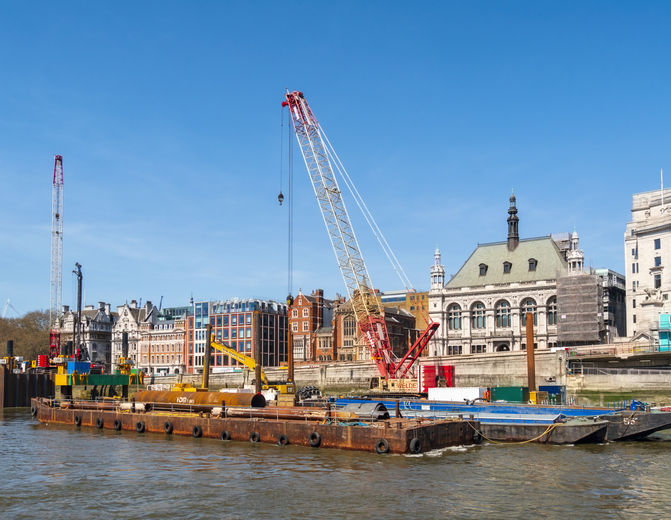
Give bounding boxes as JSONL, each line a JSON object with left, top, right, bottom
{"left": 428, "top": 387, "right": 487, "bottom": 402}
{"left": 418, "top": 365, "right": 454, "bottom": 393}
{"left": 491, "top": 386, "right": 530, "bottom": 403}
{"left": 539, "top": 385, "right": 566, "bottom": 405}
{"left": 88, "top": 374, "right": 130, "bottom": 386}
{"left": 66, "top": 362, "right": 91, "bottom": 374}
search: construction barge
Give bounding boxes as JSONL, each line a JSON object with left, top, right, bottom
{"left": 30, "top": 392, "right": 479, "bottom": 455}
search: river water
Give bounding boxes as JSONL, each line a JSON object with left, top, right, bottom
{"left": 2, "top": 408, "right": 670, "bottom": 519}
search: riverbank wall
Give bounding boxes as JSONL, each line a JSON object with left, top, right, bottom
{"left": 106, "top": 348, "right": 671, "bottom": 397}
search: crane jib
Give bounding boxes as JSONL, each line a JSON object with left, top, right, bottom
{"left": 284, "top": 90, "right": 440, "bottom": 380}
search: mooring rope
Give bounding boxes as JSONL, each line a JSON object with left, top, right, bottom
{"left": 466, "top": 420, "right": 558, "bottom": 445}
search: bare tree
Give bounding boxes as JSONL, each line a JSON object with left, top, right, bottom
{"left": 0, "top": 310, "right": 50, "bottom": 360}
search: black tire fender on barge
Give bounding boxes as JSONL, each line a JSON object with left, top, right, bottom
{"left": 135, "top": 421, "right": 145, "bottom": 433}
{"left": 375, "top": 438, "right": 390, "bottom": 454}
{"left": 96, "top": 417, "right": 104, "bottom": 429}
{"left": 113, "top": 419, "right": 122, "bottom": 431}
{"left": 220, "top": 430, "right": 231, "bottom": 441}
{"left": 409, "top": 437, "right": 422, "bottom": 454}
{"left": 277, "top": 434, "right": 289, "bottom": 446}
{"left": 249, "top": 431, "right": 260, "bottom": 443}
{"left": 31, "top": 405, "right": 37, "bottom": 417}
{"left": 74, "top": 415, "right": 82, "bottom": 427}
{"left": 472, "top": 431, "right": 482, "bottom": 444}
{"left": 309, "top": 431, "right": 321, "bottom": 448}
{"left": 193, "top": 425, "right": 202, "bottom": 438}
{"left": 164, "top": 421, "right": 173, "bottom": 435}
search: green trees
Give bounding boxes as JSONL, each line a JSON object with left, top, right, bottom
{"left": 0, "top": 310, "right": 50, "bottom": 360}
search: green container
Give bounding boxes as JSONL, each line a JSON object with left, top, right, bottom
{"left": 491, "top": 386, "right": 530, "bottom": 403}
{"left": 87, "top": 374, "right": 130, "bottom": 386}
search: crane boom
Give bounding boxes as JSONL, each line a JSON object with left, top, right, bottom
{"left": 284, "top": 91, "right": 438, "bottom": 380}
{"left": 50, "top": 155, "right": 64, "bottom": 358}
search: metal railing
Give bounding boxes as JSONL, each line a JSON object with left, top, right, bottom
{"left": 572, "top": 366, "right": 671, "bottom": 376}
{"left": 567, "top": 342, "right": 662, "bottom": 357}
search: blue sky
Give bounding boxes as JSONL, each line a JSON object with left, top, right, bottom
{"left": 2, "top": 1, "right": 671, "bottom": 316}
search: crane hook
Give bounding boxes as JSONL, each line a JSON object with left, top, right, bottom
{"left": 278, "top": 191, "right": 284, "bottom": 206}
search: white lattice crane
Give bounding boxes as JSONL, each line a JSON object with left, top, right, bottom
{"left": 283, "top": 91, "right": 438, "bottom": 381}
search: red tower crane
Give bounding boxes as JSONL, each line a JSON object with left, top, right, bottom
{"left": 49, "top": 155, "right": 64, "bottom": 358}
{"left": 283, "top": 91, "right": 439, "bottom": 382}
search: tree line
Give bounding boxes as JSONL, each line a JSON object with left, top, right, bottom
{"left": 0, "top": 310, "right": 50, "bottom": 361}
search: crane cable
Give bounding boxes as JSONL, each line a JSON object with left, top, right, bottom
{"left": 320, "top": 127, "right": 414, "bottom": 293}
{"left": 284, "top": 104, "right": 293, "bottom": 298}
{"left": 320, "top": 127, "right": 434, "bottom": 325}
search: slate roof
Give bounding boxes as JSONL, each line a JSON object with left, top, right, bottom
{"left": 446, "top": 237, "right": 568, "bottom": 288}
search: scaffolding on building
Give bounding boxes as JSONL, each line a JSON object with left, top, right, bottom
{"left": 556, "top": 269, "right": 605, "bottom": 345}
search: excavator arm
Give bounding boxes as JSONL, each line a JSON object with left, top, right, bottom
{"left": 210, "top": 337, "right": 268, "bottom": 385}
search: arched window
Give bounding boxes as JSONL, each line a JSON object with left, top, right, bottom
{"left": 495, "top": 300, "right": 511, "bottom": 328}
{"left": 521, "top": 298, "right": 537, "bottom": 326}
{"left": 471, "top": 302, "right": 486, "bottom": 329}
{"left": 547, "top": 297, "right": 557, "bottom": 325}
{"left": 447, "top": 304, "right": 462, "bottom": 330}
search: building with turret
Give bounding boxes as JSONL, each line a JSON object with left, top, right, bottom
{"left": 428, "top": 194, "right": 620, "bottom": 356}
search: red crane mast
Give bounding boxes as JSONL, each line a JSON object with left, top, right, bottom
{"left": 49, "top": 155, "right": 64, "bottom": 358}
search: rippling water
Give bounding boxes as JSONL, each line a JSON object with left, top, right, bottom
{"left": 2, "top": 408, "right": 671, "bottom": 519}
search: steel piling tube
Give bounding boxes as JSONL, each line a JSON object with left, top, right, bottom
{"left": 132, "top": 391, "right": 266, "bottom": 409}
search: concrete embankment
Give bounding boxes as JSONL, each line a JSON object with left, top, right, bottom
{"left": 421, "top": 349, "right": 671, "bottom": 394}
{"left": 142, "top": 349, "right": 671, "bottom": 395}
{"left": 144, "top": 362, "right": 379, "bottom": 393}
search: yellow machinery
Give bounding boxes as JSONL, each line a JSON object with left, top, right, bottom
{"left": 210, "top": 336, "right": 295, "bottom": 394}
{"left": 117, "top": 356, "right": 143, "bottom": 384}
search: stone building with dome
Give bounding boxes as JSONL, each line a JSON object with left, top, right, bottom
{"left": 427, "top": 194, "right": 609, "bottom": 357}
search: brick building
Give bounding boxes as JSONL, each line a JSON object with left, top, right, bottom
{"left": 289, "top": 289, "right": 335, "bottom": 363}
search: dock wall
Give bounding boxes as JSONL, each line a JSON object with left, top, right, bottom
{"left": 0, "top": 367, "right": 55, "bottom": 408}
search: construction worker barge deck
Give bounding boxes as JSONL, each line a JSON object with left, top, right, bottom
{"left": 30, "top": 393, "right": 478, "bottom": 455}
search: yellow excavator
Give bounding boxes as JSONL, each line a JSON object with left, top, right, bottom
{"left": 210, "top": 336, "right": 295, "bottom": 395}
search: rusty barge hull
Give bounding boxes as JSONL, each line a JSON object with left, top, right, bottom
{"left": 480, "top": 420, "right": 609, "bottom": 444}
{"left": 31, "top": 398, "right": 477, "bottom": 454}
{"left": 602, "top": 411, "right": 671, "bottom": 441}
